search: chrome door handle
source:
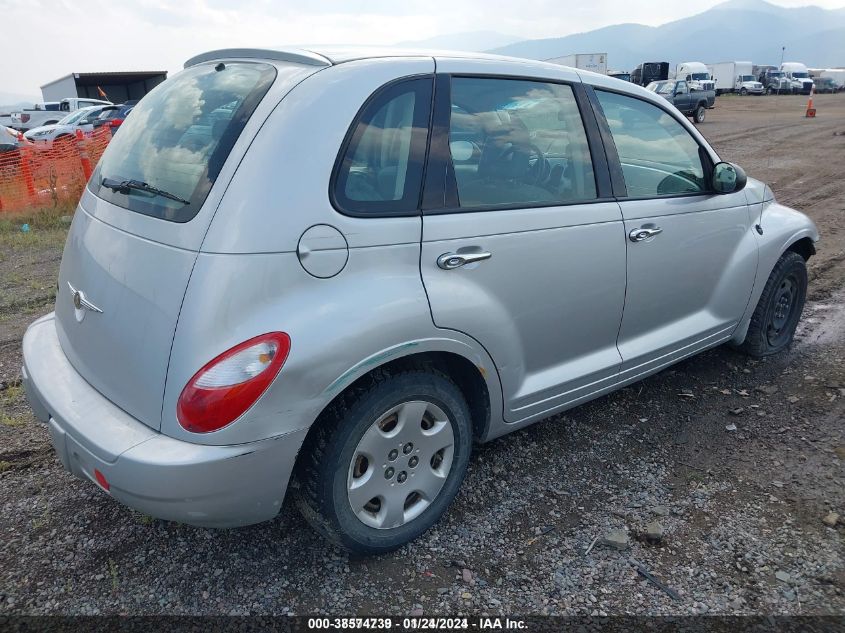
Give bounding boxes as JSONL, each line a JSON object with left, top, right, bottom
{"left": 437, "top": 251, "right": 492, "bottom": 270}
{"left": 629, "top": 227, "right": 663, "bottom": 242}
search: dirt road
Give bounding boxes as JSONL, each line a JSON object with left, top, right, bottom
{"left": 0, "top": 95, "right": 843, "bottom": 616}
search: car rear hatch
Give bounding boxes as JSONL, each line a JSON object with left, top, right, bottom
{"left": 53, "top": 56, "right": 326, "bottom": 431}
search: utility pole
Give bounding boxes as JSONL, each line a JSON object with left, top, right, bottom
{"left": 780, "top": 46, "right": 786, "bottom": 66}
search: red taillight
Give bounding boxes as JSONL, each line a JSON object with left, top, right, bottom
{"left": 108, "top": 118, "right": 124, "bottom": 127}
{"left": 177, "top": 332, "right": 291, "bottom": 433}
{"left": 21, "top": 113, "right": 30, "bottom": 123}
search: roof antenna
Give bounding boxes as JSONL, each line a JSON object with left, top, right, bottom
{"left": 215, "top": 62, "right": 226, "bottom": 72}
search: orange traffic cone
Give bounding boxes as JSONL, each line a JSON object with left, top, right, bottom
{"left": 805, "top": 85, "right": 816, "bottom": 118}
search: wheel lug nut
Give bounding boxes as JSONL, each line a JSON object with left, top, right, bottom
{"left": 408, "top": 456, "right": 419, "bottom": 468}
{"left": 385, "top": 467, "right": 395, "bottom": 479}
{"left": 388, "top": 449, "right": 398, "bottom": 461}
{"left": 403, "top": 442, "right": 413, "bottom": 454}
{"left": 397, "top": 471, "right": 407, "bottom": 483}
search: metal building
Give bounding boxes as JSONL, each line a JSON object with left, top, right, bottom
{"left": 41, "top": 71, "right": 167, "bottom": 103}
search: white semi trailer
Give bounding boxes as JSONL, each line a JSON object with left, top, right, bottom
{"left": 545, "top": 53, "right": 608, "bottom": 75}
{"left": 820, "top": 69, "right": 845, "bottom": 89}
{"left": 781, "top": 62, "right": 814, "bottom": 95}
{"left": 675, "top": 62, "right": 715, "bottom": 91}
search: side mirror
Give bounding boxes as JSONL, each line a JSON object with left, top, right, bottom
{"left": 712, "top": 162, "right": 747, "bottom": 194}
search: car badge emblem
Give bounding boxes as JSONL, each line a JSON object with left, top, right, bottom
{"left": 67, "top": 282, "right": 103, "bottom": 321}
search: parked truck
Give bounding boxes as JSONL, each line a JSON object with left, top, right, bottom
{"left": 755, "top": 66, "right": 793, "bottom": 95}
{"left": 651, "top": 79, "right": 715, "bottom": 123}
{"left": 10, "top": 97, "right": 111, "bottom": 132}
{"left": 545, "top": 53, "right": 608, "bottom": 75}
{"left": 631, "top": 62, "right": 669, "bottom": 87}
{"left": 708, "top": 61, "right": 764, "bottom": 95}
{"left": 607, "top": 70, "right": 631, "bottom": 82}
{"left": 780, "top": 62, "right": 814, "bottom": 95}
{"left": 675, "top": 62, "right": 715, "bottom": 91}
{"left": 818, "top": 69, "right": 845, "bottom": 91}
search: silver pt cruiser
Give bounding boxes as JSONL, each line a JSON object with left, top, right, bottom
{"left": 22, "top": 48, "right": 818, "bottom": 554}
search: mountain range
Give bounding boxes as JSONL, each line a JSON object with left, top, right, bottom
{"left": 488, "top": 0, "right": 845, "bottom": 71}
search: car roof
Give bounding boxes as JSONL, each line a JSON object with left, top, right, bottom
{"left": 185, "top": 46, "right": 555, "bottom": 70}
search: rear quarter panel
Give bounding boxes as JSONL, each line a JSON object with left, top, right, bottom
{"left": 162, "top": 247, "right": 503, "bottom": 445}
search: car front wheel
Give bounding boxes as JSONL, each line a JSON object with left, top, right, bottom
{"left": 741, "top": 251, "right": 808, "bottom": 357}
{"left": 295, "top": 367, "right": 473, "bottom": 555}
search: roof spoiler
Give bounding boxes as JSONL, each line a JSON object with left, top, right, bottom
{"left": 184, "top": 48, "right": 332, "bottom": 69}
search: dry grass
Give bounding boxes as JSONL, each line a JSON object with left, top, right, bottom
{"left": 0, "top": 204, "right": 72, "bottom": 254}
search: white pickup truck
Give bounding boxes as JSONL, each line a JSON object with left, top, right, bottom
{"left": 10, "top": 97, "right": 111, "bottom": 132}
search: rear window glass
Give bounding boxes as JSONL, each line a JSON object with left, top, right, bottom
{"left": 93, "top": 61, "right": 276, "bottom": 223}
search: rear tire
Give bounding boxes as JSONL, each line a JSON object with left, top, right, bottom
{"left": 295, "top": 367, "right": 473, "bottom": 555}
{"left": 693, "top": 105, "right": 706, "bottom": 124}
{"left": 741, "top": 251, "right": 807, "bottom": 357}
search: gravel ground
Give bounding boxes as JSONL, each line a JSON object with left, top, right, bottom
{"left": 0, "top": 95, "right": 843, "bottom": 616}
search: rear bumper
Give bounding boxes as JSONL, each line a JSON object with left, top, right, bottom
{"left": 21, "top": 313, "right": 307, "bottom": 528}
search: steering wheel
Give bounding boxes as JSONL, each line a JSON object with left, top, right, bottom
{"left": 524, "top": 143, "right": 551, "bottom": 185}
{"left": 492, "top": 142, "right": 547, "bottom": 185}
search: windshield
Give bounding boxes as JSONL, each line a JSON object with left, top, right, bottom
{"left": 57, "top": 109, "right": 90, "bottom": 125}
{"left": 656, "top": 82, "right": 675, "bottom": 95}
{"left": 740, "top": 75, "right": 756, "bottom": 82}
{"left": 690, "top": 73, "right": 710, "bottom": 80}
{"left": 769, "top": 72, "right": 784, "bottom": 78}
{"left": 94, "top": 61, "right": 276, "bottom": 223}
{"left": 791, "top": 72, "right": 809, "bottom": 78}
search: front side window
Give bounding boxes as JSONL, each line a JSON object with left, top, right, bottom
{"left": 448, "top": 77, "right": 596, "bottom": 209}
{"left": 333, "top": 77, "right": 433, "bottom": 216}
{"left": 94, "top": 61, "right": 276, "bottom": 222}
{"left": 595, "top": 90, "right": 708, "bottom": 197}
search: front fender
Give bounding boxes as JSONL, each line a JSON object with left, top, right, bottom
{"left": 730, "top": 200, "right": 819, "bottom": 344}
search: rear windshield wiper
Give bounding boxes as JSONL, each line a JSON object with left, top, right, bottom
{"left": 101, "top": 177, "right": 190, "bottom": 205}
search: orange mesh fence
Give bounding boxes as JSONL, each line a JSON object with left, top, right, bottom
{"left": 0, "top": 127, "right": 113, "bottom": 213}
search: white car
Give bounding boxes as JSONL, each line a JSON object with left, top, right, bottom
{"left": 24, "top": 105, "right": 110, "bottom": 142}
{"left": 1, "top": 125, "right": 23, "bottom": 151}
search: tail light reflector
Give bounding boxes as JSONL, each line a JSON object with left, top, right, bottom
{"left": 177, "top": 332, "right": 290, "bottom": 433}
{"left": 94, "top": 468, "right": 110, "bottom": 491}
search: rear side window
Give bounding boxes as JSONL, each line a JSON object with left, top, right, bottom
{"left": 595, "top": 90, "right": 707, "bottom": 197}
{"left": 332, "top": 77, "right": 433, "bottom": 216}
{"left": 93, "top": 62, "right": 276, "bottom": 223}
{"left": 448, "top": 77, "right": 597, "bottom": 209}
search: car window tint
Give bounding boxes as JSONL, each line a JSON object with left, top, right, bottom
{"left": 595, "top": 90, "right": 707, "bottom": 197}
{"left": 333, "top": 77, "right": 433, "bottom": 216}
{"left": 448, "top": 77, "right": 596, "bottom": 209}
